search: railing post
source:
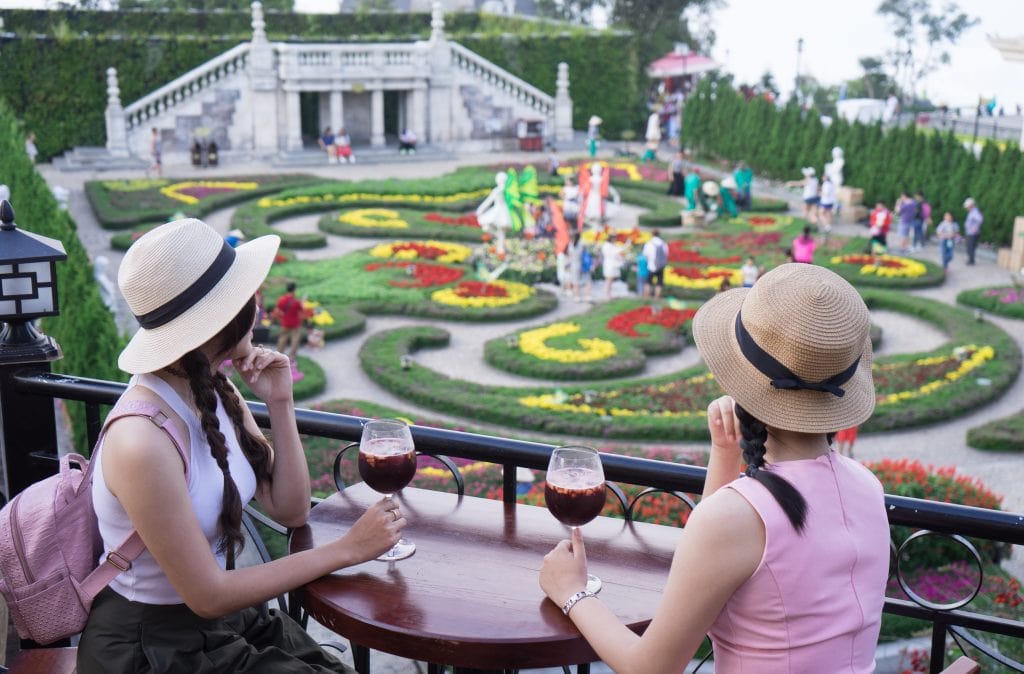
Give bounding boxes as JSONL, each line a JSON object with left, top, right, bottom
{"left": 554, "top": 62, "right": 574, "bottom": 143}
{"left": 104, "top": 67, "right": 130, "bottom": 158}
{"left": 249, "top": 0, "right": 280, "bottom": 157}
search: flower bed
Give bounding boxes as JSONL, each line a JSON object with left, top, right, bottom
{"left": 266, "top": 248, "right": 556, "bottom": 322}
{"left": 726, "top": 213, "right": 796, "bottom": 230}
{"left": 957, "top": 285, "right": 1024, "bottom": 320}
{"left": 473, "top": 238, "right": 558, "bottom": 284}
{"left": 85, "top": 174, "right": 317, "bottom": 229}
{"left": 825, "top": 246, "right": 944, "bottom": 288}
{"left": 360, "top": 290, "right": 1020, "bottom": 440}
{"left": 966, "top": 409, "right": 1024, "bottom": 452}
{"left": 484, "top": 299, "right": 695, "bottom": 380}
{"left": 318, "top": 207, "right": 484, "bottom": 242}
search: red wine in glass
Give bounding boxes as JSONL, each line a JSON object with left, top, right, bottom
{"left": 545, "top": 446, "right": 606, "bottom": 593}
{"left": 358, "top": 419, "right": 417, "bottom": 561}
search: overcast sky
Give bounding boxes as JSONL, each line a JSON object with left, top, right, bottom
{"left": 2, "top": 0, "right": 1020, "bottom": 110}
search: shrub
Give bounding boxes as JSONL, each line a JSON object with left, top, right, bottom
{"left": 957, "top": 286, "right": 1024, "bottom": 321}
{"left": 966, "top": 411, "right": 1024, "bottom": 452}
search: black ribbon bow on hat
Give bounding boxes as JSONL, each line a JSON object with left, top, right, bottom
{"left": 734, "top": 312, "right": 860, "bottom": 398}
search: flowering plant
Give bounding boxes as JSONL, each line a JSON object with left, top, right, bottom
{"left": 664, "top": 265, "right": 743, "bottom": 290}
{"left": 875, "top": 344, "right": 995, "bottom": 404}
{"left": 368, "top": 240, "right": 472, "bottom": 264}
{"left": 160, "top": 180, "right": 259, "bottom": 205}
{"left": 424, "top": 212, "right": 480, "bottom": 227}
{"left": 101, "top": 178, "right": 169, "bottom": 191}
{"left": 431, "top": 280, "right": 533, "bottom": 308}
{"left": 606, "top": 305, "right": 696, "bottom": 338}
{"left": 517, "top": 323, "right": 618, "bottom": 363}
{"left": 364, "top": 261, "right": 465, "bottom": 288}
{"left": 337, "top": 208, "right": 409, "bottom": 229}
{"left": 726, "top": 213, "right": 795, "bottom": 230}
{"left": 582, "top": 227, "right": 651, "bottom": 245}
{"left": 829, "top": 254, "right": 928, "bottom": 279}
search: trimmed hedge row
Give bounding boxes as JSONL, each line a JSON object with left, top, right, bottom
{"left": 966, "top": 412, "right": 1024, "bottom": 452}
{"left": 85, "top": 175, "right": 317, "bottom": 229}
{"left": 824, "top": 239, "right": 946, "bottom": 289}
{"left": 0, "top": 100, "right": 125, "bottom": 451}
{"left": 681, "top": 76, "right": 1024, "bottom": 247}
{"left": 957, "top": 286, "right": 1024, "bottom": 321}
{"left": 358, "top": 290, "right": 1020, "bottom": 441}
{"left": 318, "top": 208, "right": 482, "bottom": 242}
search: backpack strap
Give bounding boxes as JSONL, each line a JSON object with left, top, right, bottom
{"left": 78, "top": 399, "right": 191, "bottom": 600}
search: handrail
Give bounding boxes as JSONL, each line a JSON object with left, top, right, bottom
{"left": 449, "top": 41, "right": 554, "bottom": 114}
{"left": 124, "top": 42, "right": 251, "bottom": 129}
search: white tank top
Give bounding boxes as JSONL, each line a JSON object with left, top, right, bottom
{"left": 92, "top": 373, "right": 258, "bottom": 604}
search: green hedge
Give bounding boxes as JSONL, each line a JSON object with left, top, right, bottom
{"left": 957, "top": 286, "right": 1024, "bottom": 321}
{"left": 0, "top": 10, "right": 639, "bottom": 160}
{"left": 0, "top": 100, "right": 125, "bottom": 451}
{"left": 85, "top": 175, "right": 317, "bottom": 229}
{"left": 966, "top": 411, "right": 1024, "bottom": 452}
{"left": 358, "top": 290, "right": 1020, "bottom": 441}
{"left": 824, "top": 239, "right": 946, "bottom": 289}
{"left": 681, "top": 77, "right": 1024, "bottom": 247}
{"left": 318, "top": 208, "right": 483, "bottom": 242}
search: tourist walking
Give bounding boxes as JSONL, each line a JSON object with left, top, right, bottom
{"left": 787, "top": 167, "right": 819, "bottom": 224}
{"left": 818, "top": 174, "right": 836, "bottom": 236}
{"left": 740, "top": 256, "right": 761, "bottom": 287}
{"left": 601, "top": 238, "right": 625, "bottom": 300}
{"left": 273, "top": 282, "right": 311, "bottom": 361}
{"left": 540, "top": 263, "right": 889, "bottom": 673}
{"left": 77, "top": 218, "right": 401, "bottom": 673}
{"left": 667, "top": 151, "right": 685, "bottom": 196}
{"left": 642, "top": 229, "right": 669, "bottom": 298}
{"left": 936, "top": 211, "right": 960, "bottom": 274}
{"left": 913, "top": 190, "right": 932, "bottom": 250}
{"left": 792, "top": 226, "right": 816, "bottom": 264}
{"left": 963, "top": 197, "right": 983, "bottom": 265}
{"left": 895, "top": 191, "right": 917, "bottom": 254}
{"left": 635, "top": 249, "right": 649, "bottom": 297}
{"left": 148, "top": 128, "right": 162, "bottom": 178}
{"left": 868, "top": 201, "right": 892, "bottom": 253}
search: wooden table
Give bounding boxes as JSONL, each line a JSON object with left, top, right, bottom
{"left": 289, "top": 484, "right": 682, "bottom": 673}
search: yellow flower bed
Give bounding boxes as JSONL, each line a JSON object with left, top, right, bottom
{"left": 557, "top": 161, "right": 644, "bottom": 182}
{"left": 368, "top": 241, "right": 472, "bottom": 264}
{"left": 418, "top": 460, "right": 490, "bottom": 479}
{"left": 878, "top": 344, "right": 995, "bottom": 404}
{"left": 431, "top": 280, "right": 533, "bottom": 308}
{"left": 518, "top": 373, "right": 716, "bottom": 418}
{"left": 337, "top": 208, "right": 409, "bottom": 229}
{"left": 581, "top": 228, "right": 652, "bottom": 245}
{"left": 257, "top": 185, "right": 559, "bottom": 210}
{"left": 829, "top": 254, "right": 928, "bottom": 279}
{"left": 517, "top": 323, "right": 617, "bottom": 363}
{"left": 159, "top": 180, "right": 260, "bottom": 205}
{"left": 665, "top": 266, "right": 743, "bottom": 290}
{"left": 301, "top": 300, "right": 335, "bottom": 326}
{"left": 101, "top": 178, "right": 169, "bottom": 191}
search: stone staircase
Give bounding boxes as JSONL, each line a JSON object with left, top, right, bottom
{"left": 271, "top": 143, "right": 456, "bottom": 168}
{"left": 458, "top": 85, "right": 516, "bottom": 139}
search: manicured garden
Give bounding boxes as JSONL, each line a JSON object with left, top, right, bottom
{"left": 958, "top": 285, "right": 1024, "bottom": 321}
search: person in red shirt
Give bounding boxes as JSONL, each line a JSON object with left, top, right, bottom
{"left": 273, "top": 283, "right": 308, "bottom": 360}
{"left": 868, "top": 201, "right": 892, "bottom": 253}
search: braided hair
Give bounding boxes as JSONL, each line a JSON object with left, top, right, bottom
{"left": 734, "top": 403, "right": 808, "bottom": 533}
{"left": 180, "top": 296, "right": 273, "bottom": 558}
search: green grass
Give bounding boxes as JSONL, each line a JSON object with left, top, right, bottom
{"left": 957, "top": 286, "right": 1024, "bottom": 320}
{"left": 967, "top": 410, "right": 1024, "bottom": 451}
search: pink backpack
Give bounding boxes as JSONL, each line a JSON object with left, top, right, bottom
{"left": 0, "top": 399, "right": 188, "bottom": 644}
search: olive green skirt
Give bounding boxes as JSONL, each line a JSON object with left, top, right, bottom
{"left": 78, "top": 587, "right": 353, "bottom": 674}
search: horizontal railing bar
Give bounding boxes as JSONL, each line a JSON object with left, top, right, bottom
{"left": 885, "top": 597, "right": 1024, "bottom": 639}
{"left": 13, "top": 372, "right": 1024, "bottom": 545}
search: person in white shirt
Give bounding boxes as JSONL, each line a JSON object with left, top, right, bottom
{"left": 818, "top": 174, "right": 836, "bottom": 235}
{"left": 641, "top": 230, "right": 668, "bottom": 298}
{"left": 600, "top": 239, "right": 625, "bottom": 300}
{"left": 740, "top": 256, "right": 761, "bottom": 288}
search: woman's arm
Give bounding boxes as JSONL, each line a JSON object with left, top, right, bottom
{"left": 701, "top": 396, "right": 743, "bottom": 498}
{"left": 233, "top": 345, "right": 311, "bottom": 527}
{"left": 540, "top": 490, "right": 764, "bottom": 674}
{"left": 102, "top": 418, "right": 404, "bottom": 619}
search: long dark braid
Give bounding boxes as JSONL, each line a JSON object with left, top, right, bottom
{"left": 734, "top": 403, "right": 808, "bottom": 533}
{"left": 178, "top": 296, "right": 272, "bottom": 558}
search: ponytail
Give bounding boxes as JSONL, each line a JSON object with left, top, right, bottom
{"left": 734, "top": 403, "right": 808, "bottom": 533}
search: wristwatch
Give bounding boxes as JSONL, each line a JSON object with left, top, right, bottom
{"left": 561, "top": 589, "right": 597, "bottom": 616}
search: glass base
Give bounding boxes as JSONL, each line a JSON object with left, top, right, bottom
{"left": 585, "top": 573, "right": 602, "bottom": 594}
{"left": 376, "top": 538, "right": 416, "bottom": 561}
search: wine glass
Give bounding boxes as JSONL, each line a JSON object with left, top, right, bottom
{"left": 358, "top": 418, "right": 417, "bottom": 561}
{"left": 545, "top": 445, "right": 606, "bottom": 593}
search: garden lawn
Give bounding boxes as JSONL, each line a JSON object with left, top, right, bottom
{"left": 319, "top": 207, "right": 483, "bottom": 241}
{"left": 957, "top": 286, "right": 1024, "bottom": 321}
{"left": 966, "top": 410, "right": 1024, "bottom": 452}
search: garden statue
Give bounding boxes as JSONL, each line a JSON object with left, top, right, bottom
{"left": 577, "top": 162, "right": 621, "bottom": 230}
{"left": 825, "top": 146, "right": 845, "bottom": 188}
{"left": 476, "top": 171, "right": 513, "bottom": 255}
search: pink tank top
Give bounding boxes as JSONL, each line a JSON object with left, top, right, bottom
{"left": 709, "top": 451, "right": 889, "bottom": 673}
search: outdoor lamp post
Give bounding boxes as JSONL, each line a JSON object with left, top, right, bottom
{"left": 0, "top": 199, "right": 68, "bottom": 500}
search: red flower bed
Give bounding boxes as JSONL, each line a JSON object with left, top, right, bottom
{"left": 834, "top": 254, "right": 905, "bottom": 269}
{"left": 424, "top": 212, "right": 480, "bottom": 227}
{"left": 364, "top": 261, "right": 464, "bottom": 288}
{"left": 700, "top": 231, "right": 782, "bottom": 253}
{"left": 390, "top": 242, "right": 452, "bottom": 260}
{"left": 606, "top": 306, "right": 697, "bottom": 338}
{"left": 667, "top": 241, "right": 742, "bottom": 265}
{"left": 865, "top": 458, "right": 1001, "bottom": 509}
{"left": 176, "top": 186, "right": 242, "bottom": 200}
{"left": 747, "top": 216, "right": 778, "bottom": 227}
{"left": 670, "top": 266, "right": 736, "bottom": 280}
{"left": 453, "top": 281, "right": 509, "bottom": 298}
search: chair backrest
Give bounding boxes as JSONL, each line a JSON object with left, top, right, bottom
{"left": 940, "top": 656, "right": 980, "bottom": 674}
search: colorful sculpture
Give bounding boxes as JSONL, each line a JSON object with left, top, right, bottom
{"left": 577, "top": 162, "right": 621, "bottom": 230}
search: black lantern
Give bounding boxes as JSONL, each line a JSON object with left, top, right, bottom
{"left": 0, "top": 200, "right": 67, "bottom": 364}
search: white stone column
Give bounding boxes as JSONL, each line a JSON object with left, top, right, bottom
{"left": 284, "top": 88, "right": 303, "bottom": 151}
{"left": 409, "top": 85, "right": 427, "bottom": 143}
{"left": 371, "top": 88, "right": 386, "bottom": 147}
{"left": 329, "top": 90, "right": 343, "bottom": 134}
{"left": 424, "top": 2, "right": 453, "bottom": 145}
{"left": 104, "top": 67, "right": 130, "bottom": 158}
{"left": 249, "top": 0, "right": 280, "bottom": 156}
{"left": 554, "top": 62, "right": 574, "bottom": 143}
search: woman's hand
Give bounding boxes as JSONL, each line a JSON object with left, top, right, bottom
{"left": 233, "top": 344, "right": 292, "bottom": 404}
{"left": 540, "top": 528, "right": 589, "bottom": 607}
{"left": 336, "top": 498, "right": 406, "bottom": 565}
{"left": 707, "top": 395, "right": 742, "bottom": 456}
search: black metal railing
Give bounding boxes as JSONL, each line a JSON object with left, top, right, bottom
{"left": 6, "top": 370, "right": 1024, "bottom": 673}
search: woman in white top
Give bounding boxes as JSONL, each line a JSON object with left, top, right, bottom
{"left": 78, "top": 219, "right": 403, "bottom": 673}
{"left": 600, "top": 239, "right": 625, "bottom": 300}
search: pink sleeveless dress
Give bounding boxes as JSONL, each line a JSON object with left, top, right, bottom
{"left": 708, "top": 451, "right": 889, "bottom": 673}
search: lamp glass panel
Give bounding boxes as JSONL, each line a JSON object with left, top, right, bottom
{"left": 0, "top": 264, "right": 11, "bottom": 274}
{"left": 1, "top": 276, "right": 33, "bottom": 298}
{"left": 0, "top": 300, "right": 15, "bottom": 315}
{"left": 18, "top": 261, "right": 51, "bottom": 284}
{"left": 20, "top": 290, "right": 54, "bottom": 315}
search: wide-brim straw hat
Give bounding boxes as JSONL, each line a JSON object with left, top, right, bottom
{"left": 118, "top": 218, "right": 280, "bottom": 374}
{"left": 692, "top": 263, "right": 875, "bottom": 433}
{"left": 588, "top": 115, "right": 603, "bottom": 126}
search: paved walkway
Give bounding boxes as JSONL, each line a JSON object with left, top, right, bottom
{"left": 36, "top": 144, "right": 1024, "bottom": 674}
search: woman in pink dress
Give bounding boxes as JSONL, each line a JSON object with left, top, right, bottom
{"left": 792, "top": 225, "right": 817, "bottom": 264}
{"left": 540, "top": 263, "right": 890, "bottom": 673}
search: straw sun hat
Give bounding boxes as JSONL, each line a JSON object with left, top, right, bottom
{"left": 118, "top": 218, "right": 280, "bottom": 374}
{"left": 692, "top": 263, "right": 875, "bottom": 433}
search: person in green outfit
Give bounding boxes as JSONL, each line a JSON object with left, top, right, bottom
{"left": 733, "top": 162, "right": 753, "bottom": 210}
{"left": 684, "top": 168, "right": 703, "bottom": 211}
{"left": 719, "top": 177, "right": 740, "bottom": 218}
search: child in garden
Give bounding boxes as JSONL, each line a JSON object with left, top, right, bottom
{"left": 835, "top": 425, "right": 858, "bottom": 457}
{"left": 936, "top": 212, "right": 960, "bottom": 274}
{"left": 740, "top": 256, "right": 761, "bottom": 287}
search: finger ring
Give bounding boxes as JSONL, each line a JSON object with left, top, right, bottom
{"left": 392, "top": 509, "right": 400, "bottom": 522}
